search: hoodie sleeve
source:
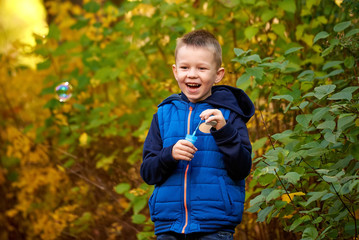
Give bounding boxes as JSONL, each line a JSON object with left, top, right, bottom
{"left": 210, "top": 112, "right": 252, "bottom": 180}
{"left": 140, "top": 113, "right": 179, "bottom": 185}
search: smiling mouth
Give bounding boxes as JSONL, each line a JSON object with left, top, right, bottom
{"left": 186, "top": 83, "right": 201, "bottom": 89}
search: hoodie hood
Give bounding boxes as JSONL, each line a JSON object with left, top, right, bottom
{"left": 204, "top": 85, "right": 255, "bottom": 123}
{"left": 159, "top": 85, "right": 255, "bottom": 123}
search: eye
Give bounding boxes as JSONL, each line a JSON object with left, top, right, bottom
{"left": 180, "top": 66, "right": 188, "bottom": 70}
{"left": 199, "top": 67, "right": 207, "bottom": 70}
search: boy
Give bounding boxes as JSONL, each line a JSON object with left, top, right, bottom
{"left": 140, "top": 30, "right": 255, "bottom": 240}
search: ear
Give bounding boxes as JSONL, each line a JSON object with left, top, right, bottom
{"left": 215, "top": 67, "right": 225, "bottom": 84}
{"left": 172, "top": 64, "right": 178, "bottom": 81}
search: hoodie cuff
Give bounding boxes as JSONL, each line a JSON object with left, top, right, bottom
{"left": 160, "top": 145, "right": 178, "bottom": 169}
{"left": 210, "top": 122, "right": 237, "bottom": 143}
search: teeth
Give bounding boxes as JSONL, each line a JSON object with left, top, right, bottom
{"left": 187, "top": 84, "right": 200, "bottom": 87}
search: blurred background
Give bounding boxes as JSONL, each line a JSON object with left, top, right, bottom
{"left": 0, "top": 0, "right": 358, "bottom": 239}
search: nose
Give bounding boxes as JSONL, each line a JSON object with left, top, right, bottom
{"left": 188, "top": 68, "right": 198, "bottom": 78}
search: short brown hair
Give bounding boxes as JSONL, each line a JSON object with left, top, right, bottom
{"left": 175, "top": 30, "right": 222, "bottom": 69}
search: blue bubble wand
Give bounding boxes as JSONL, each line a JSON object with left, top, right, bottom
{"left": 185, "top": 119, "right": 203, "bottom": 144}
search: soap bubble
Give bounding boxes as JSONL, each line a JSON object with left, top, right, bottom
{"left": 55, "top": 82, "right": 73, "bottom": 102}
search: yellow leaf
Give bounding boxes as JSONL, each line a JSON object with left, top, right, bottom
{"left": 335, "top": 0, "right": 343, "bottom": 6}
{"left": 119, "top": 198, "right": 129, "bottom": 209}
{"left": 355, "top": 118, "right": 359, "bottom": 127}
{"left": 57, "top": 165, "right": 65, "bottom": 172}
{"left": 6, "top": 209, "right": 18, "bottom": 218}
{"left": 79, "top": 132, "right": 88, "bottom": 147}
{"left": 55, "top": 114, "right": 68, "bottom": 126}
{"left": 281, "top": 192, "right": 305, "bottom": 203}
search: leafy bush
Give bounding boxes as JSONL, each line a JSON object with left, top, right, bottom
{"left": 237, "top": 20, "right": 359, "bottom": 239}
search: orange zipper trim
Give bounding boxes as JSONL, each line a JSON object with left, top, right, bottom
{"left": 181, "top": 164, "right": 189, "bottom": 233}
{"left": 182, "top": 106, "right": 193, "bottom": 233}
{"left": 187, "top": 106, "right": 193, "bottom": 135}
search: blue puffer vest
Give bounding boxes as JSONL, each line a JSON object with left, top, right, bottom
{"left": 149, "top": 99, "right": 245, "bottom": 235}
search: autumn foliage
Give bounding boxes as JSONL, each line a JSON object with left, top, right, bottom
{"left": 0, "top": 0, "right": 358, "bottom": 239}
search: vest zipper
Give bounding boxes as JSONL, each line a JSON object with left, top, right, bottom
{"left": 182, "top": 105, "right": 193, "bottom": 233}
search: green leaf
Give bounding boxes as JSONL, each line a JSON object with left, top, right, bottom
{"left": 328, "top": 87, "right": 358, "bottom": 101}
{"left": 313, "top": 31, "right": 329, "bottom": 43}
{"left": 272, "top": 95, "right": 294, "bottom": 102}
{"left": 258, "top": 174, "right": 276, "bottom": 186}
{"left": 246, "top": 67, "right": 264, "bottom": 81}
{"left": 328, "top": 92, "right": 352, "bottom": 101}
{"left": 322, "top": 61, "right": 343, "bottom": 70}
{"left": 257, "top": 205, "right": 274, "bottom": 222}
{"left": 317, "top": 120, "right": 336, "bottom": 131}
{"left": 244, "top": 26, "right": 259, "bottom": 40}
{"left": 37, "top": 59, "right": 51, "bottom": 70}
{"left": 1, "top": 157, "right": 20, "bottom": 168}
{"left": 338, "top": 114, "right": 357, "bottom": 131}
{"left": 324, "top": 131, "right": 338, "bottom": 143}
{"left": 296, "top": 114, "right": 312, "bottom": 128}
{"left": 114, "top": 183, "right": 131, "bottom": 194}
{"left": 96, "top": 155, "right": 115, "bottom": 169}
{"left": 259, "top": 62, "right": 286, "bottom": 70}
{"left": 244, "top": 54, "right": 262, "bottom": 63}
{"left": 234, "top": 48, "right": 251, "bottom": 57}
{"left": 290, "top": 216, "right": 311, "bottom": 231}
{"left": 299, "top": 101, "right": 309, "bottom": 109}
{"left": 289, "top": 218, "right": 304, "bottom": 232}
{"left": 321, "top": 45, "right": 334, "bottom": 57}
{"left": 73, "top": 103, "right": 86, "bottom": 111}
{"left": 316, "top": 69, "right": 344, "bottom": 80}
{"left": 272, "top": 23, "right": 286, "bottom": 40}
{"left": 252, "top": 137, "right": 267, "bottom": 152}
{"left": 298, "top": 70, "right": 315, "bottom": 82}
{"left": 47, "top": 23, "right": 61, "bottom": 40}
{"left": 344, "top": 56, "right": 355, "bottom": 68}
{"left": 300, "top": 208, "right": 320, "bottom": 214}
{"left": 133, "top": 197, "right": 147, "bottom": 214}
{"left": 261, "top": 10, "right": 276, "bottom": 22}
{"left": 279, "top": 0, "right": 296, "bottom": 13}
{"left": 137, "top": 232, "right": 155, "bottom": 240}
{"left": 71, "top": 17, "right": 90, "bottom": 29}
{"left": 323, "top": 175, "right": 338, "bottom": 183}
{"left": 321, "top": 193, "right": 335, "bottom": 201}
{"left": 345, "top": 28, "right": 359, "bottom": 37}
{"left": 271, "top": 130, "right": 293, "bottom": 141}
{"left": 312, "top": 107, "right": 330, "bottom": 122}
{"left": 73, "top": 212, "right": 92, "bottom": 227}
{"left": 345, "top": 221, "right": 359, "bottom": 236}
{"left": 284, "top": 47, "right": 303, "bottom": 55}
{"left": 313, "top": 85, "right": 336, "bottom": 99}
{"left": 132, "top": 214, "right": 146, "bottom": 224}
{"left": 302, "top": 226, "right": 318, "bottom": 239}
{"left": 84, "top": 1, "right": 100, "bottom": 13}
{"left": 63, "top": 159, "right": 75, "bottom": 168}
{"left": 236, "top": 73, "right": 251, "bottom": 90}
{"left": 305, "top": 191, "right": 327, "bottom": 206}
{"left": 250, "top": 194, "right": 266, "bottom": 206}
{"left": 333, "top": 21, "right": 351, "bottom": 32}
{"left": 266, "top": 189, "right": 283, "bottom": 202}
{"left": 281, "top": 172, "right": 302, "bottom": 184}
{"left": 351, "top": 144, "right": 359, "bottom": 159}
{"left": 307, "top": 146, "right": 325, "bottom": 157}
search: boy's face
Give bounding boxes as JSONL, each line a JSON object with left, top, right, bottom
{"left": 172, "top": 46, "right": 224, "bottom": 103}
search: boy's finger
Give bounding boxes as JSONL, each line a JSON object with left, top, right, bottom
{"left": 181, "top": 140, "right": 198, "bottom": 150}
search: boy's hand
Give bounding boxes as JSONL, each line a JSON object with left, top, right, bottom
{"left": 200, "top": 109, "right": 226, "bottom": 130}
{"left": 172, "top": 140, "right": 198, "bottom": 161}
